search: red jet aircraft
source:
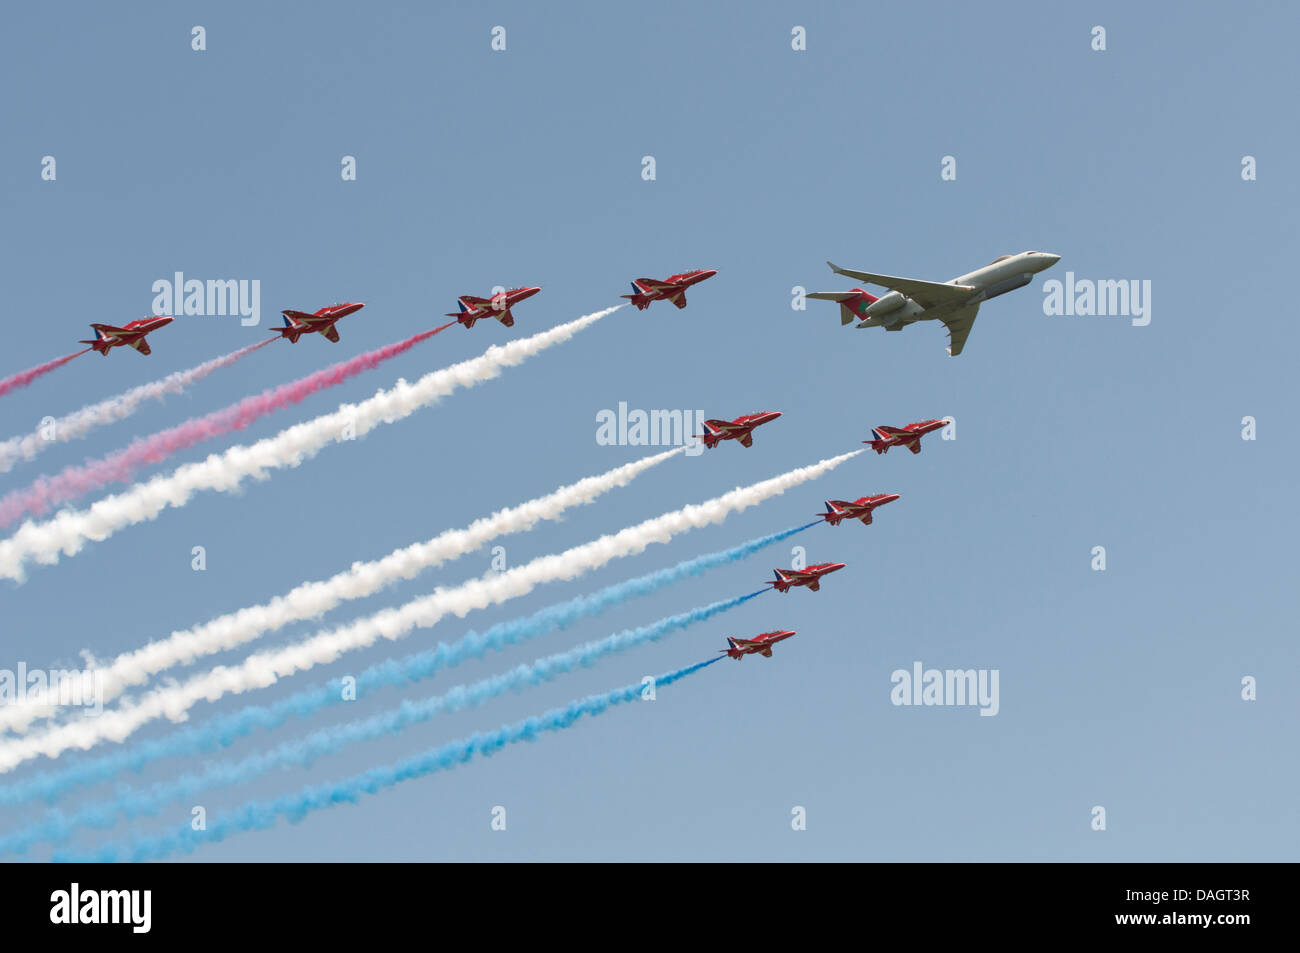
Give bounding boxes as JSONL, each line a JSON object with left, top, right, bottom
{"left": 866, "top": 419, "right": 947, "bottom": 455}
{"left": 621, "top": 270, "right": 716, "bottom": 310}
{"left": 79, "top": 316, "right": 174, "bottom": 356}
{"left": 697, "top": 411, "right": 781, "bottom": 449}
{"left": 767, "top": 563, "right": 845, "bottom": 593}
{"left": 818, "top": 494, "right": 900, "bottom": 527}
{"left": 270, "top": 302, "right": 365, "bottom": 343}
{"left": 445, "top": 287, "right": 540, "bottom": 329}
{"left": 721, "top": 630, "right": 797, "bottom": 660}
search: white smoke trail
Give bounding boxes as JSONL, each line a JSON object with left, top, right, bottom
{"left": 0, "top": 450, "right": 861, "bottom": 770}
{"left": 0, "top": 308, "right": 617, "bottom": 582}
{"left": 0, "top": 447, "right": 683, "bottom": 733}
{"left": 0, "top": 341, "right": 271, "bottom": 474}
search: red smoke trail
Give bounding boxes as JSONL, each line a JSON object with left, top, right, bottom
{"left": 0, "top": 350, "right": 90, "bottom": 398}
{"left": 0, "top": 324, "right": 454, "bottom": 527}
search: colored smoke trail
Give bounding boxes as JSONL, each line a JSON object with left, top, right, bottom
{"left": 0, "top": 525, "right": 808, "bottom": 804}
{"left": 0, "top": 326, "right": 453, "bottom": 526}
{"left": 0, "top": 450, "right": 856, "bottom": 770}
{"left": 3, "top": 594, "right": 753, "bottom": 853}
{"left": 0, "top": 351, "right": 88, "bottom": 398}
{"left": 0, "top": 447, "right": 686, "bottom": 733}
{"left": 0, "top": 307, "right": 619, "bottom": 582}
{"left": 66, "top": 659, "right": 723, "bottom": 861}
{"left": 0, "top": 340, "right": 273, "bottom": 474}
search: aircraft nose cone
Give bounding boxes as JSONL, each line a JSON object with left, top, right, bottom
{"left": 1043, "top": 253, "right": 1061, "bottom": 266}
{"left": 702, "top": 270, "right": 717, "bottom": 279}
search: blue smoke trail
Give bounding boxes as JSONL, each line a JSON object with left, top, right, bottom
{"left": 4, "top": 593, "right": 754, "bottom": 854}
{"left": 61, "top": 658, "right": 723, "bottom": 861}
{"left": 0, "top": 522, "right": 815, "bottom": 809}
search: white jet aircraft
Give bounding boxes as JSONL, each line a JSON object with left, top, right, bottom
{"left": 808, "top": 250, "right": 1061, "bottom": 355}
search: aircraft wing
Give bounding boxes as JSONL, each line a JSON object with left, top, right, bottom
{"left": 760, "top": 647, "right": 773, "bottom": 658}
{"left": 938, "top": 302, "right": 981, "bottom": 356}
{"left": 322, "top": 324, "right": 341, "bottom": 343}
{"left": 669, "top": 291, "right": 688, "bottom": 309}
{"left": 634, "top": 278, "right": 678, "bottom": 292}
{"left": 876, "top": 425, "right": 908, "bottom": 436}
{"left": 806, "top": 291, "right": 861, "bottom": 302}
{"left": 737, "top": 431, "right": 754, "bottom": 448}
{"left": 858, "top": 511, "right": 874, "bottom": 525}
{"left": 826, "top": 262, "right": 974, "bottom": 310}
{"left": 131, "top": 338, "right": 152, "bottom": 355}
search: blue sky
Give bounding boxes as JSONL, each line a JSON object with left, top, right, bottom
{"left": 0, "top": 1, "right": 1296, "bottom": 860}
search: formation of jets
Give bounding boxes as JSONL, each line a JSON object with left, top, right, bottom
{"left": 271, "top": 302, "right": 366, "bottom": 344}
{"left": 809, "top": 250, "right": 1060, "bottom": 355}
{"left": 64, "top": 250, "right": 1058, "bottom": 362}
{"left": 697, "top": 411, "right": 782, "bottom": 449}
{"left": 621, "top": 269, "right": 716, "bottom": 311}
{"left": 77, "top": 303, "right": 373, "bottom": 356}
{"left": 446, "top": 287, "right": 541, "bottom": 330}
{"left": 717, "top": 412, "right": 949, "bottom": 660}
{"left": 49, "top": 260, "right": 996, "bottom": 690}
{"left": 79, "top": 316, "right": 174, "bottom": 356}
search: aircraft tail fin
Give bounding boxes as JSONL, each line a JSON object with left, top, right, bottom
{"left": 620, "top": 290, "right": 653, "bottom": 310}
{"left": 840, "top": 290, "right": 879, "bottom": 325}
{"left": 266, "top": 315, "right": 306, "bottom": 343}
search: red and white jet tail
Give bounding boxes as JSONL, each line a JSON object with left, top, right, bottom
{"left": 698, "top": 419, "right": 724, "bottom": 449}
{"left": 621, "top": 282, "right": 654, "bottom": 311}
{"left": 78, "top": 327, "right": 113, "bottom": 355}
{"left": 268, "top": 315, "right": 308, "bottom": 343}
{"left": 868, "top": 426, "right": 900, "bottom": 453}
{"left": 820, "top": 501, "right": 845, "bottom": 525}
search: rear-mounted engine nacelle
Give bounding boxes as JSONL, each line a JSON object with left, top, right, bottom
{"left": 863, "top": 290, "right": 906, "bottom": 317}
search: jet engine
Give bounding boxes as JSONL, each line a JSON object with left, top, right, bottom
{"left": 862, "top": 290, "right": 906, "bottom": 317}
